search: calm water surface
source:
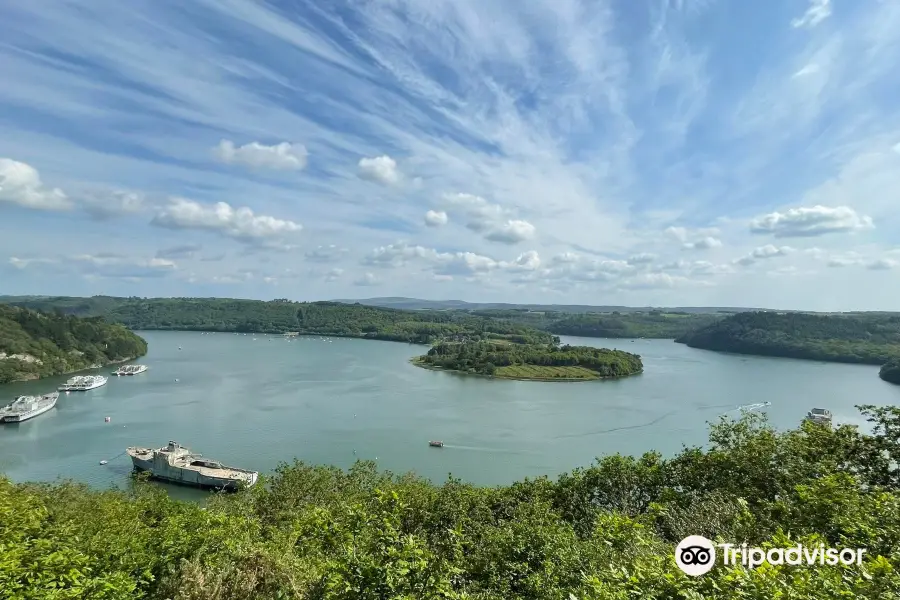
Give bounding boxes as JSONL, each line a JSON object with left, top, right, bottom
{"left": 1, "top": 332, "right": 898, "bottom": 498}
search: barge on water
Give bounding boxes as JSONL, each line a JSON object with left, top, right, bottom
{"left": 0, "top": 392, "right": 59, "bottom": 423}
{"left": 126, "top": 441, "right": 258, "bottom": 491}
{"left": 113, "top": 364, "right": 148, "bottom": 376}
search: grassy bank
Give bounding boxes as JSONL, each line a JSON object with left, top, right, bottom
{"left": 410, "top": 357, "right": 603, "bottom": 381}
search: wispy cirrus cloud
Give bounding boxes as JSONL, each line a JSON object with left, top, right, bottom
{"left": 2, "top": 0, "right": 900, "bottom": 308}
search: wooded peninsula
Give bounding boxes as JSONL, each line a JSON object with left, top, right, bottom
{"left": 0, "top": 304, "right": 147, "bottom": 384}
{"left": 676, "top": 310, "right": 900, "bottom": 366}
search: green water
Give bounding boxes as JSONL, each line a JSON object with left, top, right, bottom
{"left": 1, "top": 331, "right": 898, "bottom": 498}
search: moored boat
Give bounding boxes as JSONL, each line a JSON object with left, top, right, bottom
{"left": 113, "top": 364, "right": 148, "bottom": 376}
{"left": 76, "top": 375, "right": 108, "bottom": 391}
{"left": 805, "top": 407, "right": 832, "bottom": 427}
{"left": 0, "top": 392, "right": 59, "bottom": 423}
{"left": 126, "top": 441, "right": 258, "bottom": 491}
{"left": 59, "top": 376, "right": 85, "bottom": 391}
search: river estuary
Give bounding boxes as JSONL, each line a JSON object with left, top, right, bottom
{"left": 1, "top": 331, "right": 898, "bottom": 499}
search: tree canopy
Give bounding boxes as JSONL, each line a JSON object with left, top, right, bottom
{"left": 880, "top": 360, "right": 900, "bottom": 385}
{"left": 0, "top": 296, "right": 726, "bottom": 340}
{"left": 0, "top": 296, "right": 553, "bottom": 345}
{"left": 416, "top": 341, "right": 643, "bottom": 380}
{"left": 0, "top": 305, "right": 147, "bottom": 383}
{"left": 3, "top": 405, "right": 900, "bottom": 598}
{"left": 676, "top": 311, "right": 900, "bottom": 365}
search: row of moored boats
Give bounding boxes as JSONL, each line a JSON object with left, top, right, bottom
{"left": 58, "top": 375, "right": 108, "bottom": 392}
{"left": 0, "top": 365, "right": 148, "bottom": 424}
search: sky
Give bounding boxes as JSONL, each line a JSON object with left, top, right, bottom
{"left": 1, "top": 0, "right": 899, "bottom": 310}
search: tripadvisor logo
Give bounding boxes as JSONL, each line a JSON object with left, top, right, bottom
{"left": 675, "top": 535, "right": 716, "bottom": 576}
{"left": 675, "top": 535, "right": 866, "bottom": 576}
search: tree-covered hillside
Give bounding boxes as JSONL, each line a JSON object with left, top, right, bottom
{"left": 676, "top": 311, "right": 900, "bottom": 365}
{"left": 3, "top": 406, "right": 900, "bottom": 598}
{"left": 0, "top": 305, "right": 147, "bottom": 383}
{"left": 881, "top": 360, "right": 900, "bottom": 385}
{"left": 461, "top": 308, "right": 723, "bottom": 339}
{"left": 543, "top": 311, "right": 722, "bottom": 339}
{"left": 0, "top": 296, "right": 552, "bottom": 345}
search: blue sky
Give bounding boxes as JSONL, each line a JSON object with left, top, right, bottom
{"left": 1, "top": 0, "right": 899, "bottom": 310}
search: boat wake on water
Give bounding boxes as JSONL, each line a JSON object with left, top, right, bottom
{"left": 553, "top": 410, "right": 679, "bottom": 439}
{"left": 439, "top": 444, "right": 539, "bottom": 455}
{"left": 552, "top": 402, "right": 772, "bottom": 441}
{"left": 718, "top": 401, "right": 771, "bottom": 416}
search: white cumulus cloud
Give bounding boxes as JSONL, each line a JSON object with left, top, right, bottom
{"left": 750, "top": 205, "right": 873, "bottom": 237}
{"left": 735, "top": 244, "right": 795, "bottom": 266}
{"left": 151, "top": 197, "right": 302, "bottom": 244}
{"left": 0, "top": 158, "right": 70, "bottom": 211}
{"left": 442, "top": 193, "right": 536, "bottom": 244}
{"left": 484, "top": 219, "right": 536, "bottom": 244}
{"left": 665, "top": 226, "right": 723, "bottom": 250}
{"left": 214, "top": 140, "right": 308, "bottom": 170}
{"left": 424, "top": 210, "right": 448, "bottom": 227}
{"left": 358, "top": 155, "right": 400, "bottom": 185}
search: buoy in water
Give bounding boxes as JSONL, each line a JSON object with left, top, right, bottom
{"left": 99, "top": 460, "right": 108, "bottom": 465}
{"left": 104, "top": 416, "right": 110, "bottom": 423}
{"left": 175, "top": 378, "right": 179, "bottom": 382}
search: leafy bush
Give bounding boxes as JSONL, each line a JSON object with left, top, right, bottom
{"left": 5, "top": 406, "right": 900, "bottom": 598}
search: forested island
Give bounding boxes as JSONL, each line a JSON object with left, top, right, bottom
{"left": 3, "top": 406, "right": 900, "bottom": 598}
{"left": 676, "top": 311, "right": 900, "bottom": 365}
{"left": 414, "top": 340, "right": 643, "bottom": 381}
{"left": 882, "top": 360, "right": 900, "bottom": 385}
{"left": 0, "top": 305, "right": 147, "bottom": 383}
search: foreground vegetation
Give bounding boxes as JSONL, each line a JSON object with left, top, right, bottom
{"left": 881, "top": 360, "right": 900, "bottom": 385}
{"left": 677, "top": 311, "right": 900, "bottom": 365}
{"left": 3, "top": 406, "right": 900, "bottom": 599}
{"left": 0, "top": 305, "right": 147, "bottom": 384}
{"left": 415, "top": 341, "right": 643, "bottom": 380}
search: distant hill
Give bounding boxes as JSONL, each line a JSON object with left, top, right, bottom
{"left": 332, "top": 297, "right": 752, "bottom": 314}
{"left": 0, "top": 296, "right": 552, "bottom": 345}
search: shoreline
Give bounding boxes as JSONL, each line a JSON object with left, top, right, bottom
{"left": 409, "top": 357, "right": 642, "bottom": 383}
{"left": 3, "top": 354, "right": 143, "bottom": 384}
